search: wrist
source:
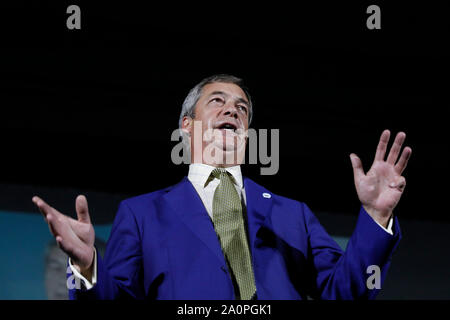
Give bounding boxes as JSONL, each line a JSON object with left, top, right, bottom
{"left": 80, "top": 265, "right": 93, "bottom": 282}
{"left": 363, "top": 205, "right": 392, "bottom": 228}
{"left": 74, "top": 247, "right": 95, "bottom": 281}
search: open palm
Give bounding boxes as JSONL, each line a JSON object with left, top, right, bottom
{"left": 32, "top": 195, "right": 95, "bottom": 273}
{"left": 350, "top": 130, "right": 412, "bottom": 226}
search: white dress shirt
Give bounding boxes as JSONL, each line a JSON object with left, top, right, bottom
{"left": 187, "top": 163, "right": 246, "bottom": 219}
{"left": 69, "top": 163, "right": 393, "bottom": 289}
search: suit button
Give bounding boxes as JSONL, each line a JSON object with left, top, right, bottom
{"left": 221, "top": 266, "right": 227, "bottom": 273}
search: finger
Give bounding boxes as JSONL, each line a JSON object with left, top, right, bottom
{"left": 53, "top": 219, "right": 84, "bottom": 259}
{"left": 350, "top": 153, "right": 365, "bottom": 181}
{"left": 55, "top": 235, "right": 75, "bottom": 257}
{"left": 32, "top": 196, "right": 61, "bottom": 221}
{"left": 33, "top": 196, "right": 67, "bottom": 238}
{"left": 46, "top": 213, "right": 58, "bottom": 236}
{"left": 33, "top": 197, "right": 71, "bottom": 234}
{"left": 32, "top": 196, "right": 48, "bottom": 219}
{"left": 75, "top": 195, "right": 91, "bottom": 224}
{"left": 386, "top": 132, "right": 406, "bottom": 165}
{"left": 374, "top": 129, "right": 391, "bottom": 162}
{"left": 56, "top": 233, "right": 89, "bottom": 264}
{"left": 45, "top": 209, "right": 70, "bottom": 238}
{"left": 395, "top": 146, "right": 412, "bottom": 174}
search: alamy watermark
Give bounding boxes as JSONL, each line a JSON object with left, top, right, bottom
{"left": 66, "top": 265, "right": 82, "bottom": 290}
{"left": 366, "top": 265, "right": 381, "bottom": 289}
{"left": 66, "top": 5, "right": 81, "bottom": 30}
{"left": 170, "top": 121, "right": 279, "bottom": 175}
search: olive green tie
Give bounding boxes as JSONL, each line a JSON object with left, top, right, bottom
{"left": 209, "top": 168, "right": 256, "bottom": 300}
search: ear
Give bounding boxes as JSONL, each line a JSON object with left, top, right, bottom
{"left": 181, "top": 116, "right": 193, "bottom": 136}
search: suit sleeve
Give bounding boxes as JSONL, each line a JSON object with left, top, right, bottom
{"left": 303, "top": 203, "right": 401, "bottom": 300}
{"left": 69, "top": 201, "right": 145, "bottom": 300}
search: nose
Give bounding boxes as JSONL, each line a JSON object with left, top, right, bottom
{"left": 222, "top": 102, "right": 238, "bottom": 119}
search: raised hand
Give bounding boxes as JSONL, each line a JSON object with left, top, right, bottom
{"left": 350, "top": 130, "right": 412, "bottom": 227}
{"left": 32, "top": 195, "right": 95, "bottom": 277}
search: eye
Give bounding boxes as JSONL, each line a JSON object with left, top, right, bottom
{"left": 238, "top": 105, "right": 248, "bottom": 114}
{"left": 210, "top": 97, "right": 224, "bottom": 104}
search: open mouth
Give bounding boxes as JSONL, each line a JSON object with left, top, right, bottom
{"left": 217, "top": 123, "right": 237, "bottom": 132}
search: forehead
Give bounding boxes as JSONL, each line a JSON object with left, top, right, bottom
{"left": 200, "top": 82, "right": 248, "bottom": 102}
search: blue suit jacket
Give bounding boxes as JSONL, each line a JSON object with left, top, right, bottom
{"left": 69, "top": 176, "right": 401, "bottom": 300}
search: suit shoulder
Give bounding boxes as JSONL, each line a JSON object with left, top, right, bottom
{"left": 244, "top": 177, "right": 306, "bottom": 208}
{"left": 118, "top": 180, "right": 180, "bottom": 214}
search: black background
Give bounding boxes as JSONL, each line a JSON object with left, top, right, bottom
{"left": 0, "top": 1, "right": 450, "bottom": 301}
{"left": 1, "top": 2, "right": 448, "bottom": 223}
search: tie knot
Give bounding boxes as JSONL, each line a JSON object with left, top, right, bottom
{"left": 211, "top": 168, "right": 227, "bottom": 179}
{"left": 205, "top": 168, "right": 236, "bottom": 187}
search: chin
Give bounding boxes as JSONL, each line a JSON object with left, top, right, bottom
{"left": 213, "top": 140, "right": 237, "bottom": 152}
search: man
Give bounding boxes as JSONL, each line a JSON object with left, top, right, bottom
{"left": 33, "top": 74, "right": 412, "bottom": 299}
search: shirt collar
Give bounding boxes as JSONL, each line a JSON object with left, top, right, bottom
{"left": 188, "top": 163, "right": 243, "bottom": 189}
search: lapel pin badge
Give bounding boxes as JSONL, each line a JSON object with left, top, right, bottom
{"left": 262, "top": 193, "right": 271, "bottom": 199}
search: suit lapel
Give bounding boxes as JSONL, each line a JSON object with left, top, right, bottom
{"left": 162, "top": 176, "right": 275, "bottom": 277}
{"left": 163, "top": 177, "right": 227, "bottom": 267}
{"left": 243, "top": 177, "right": 274, "bottom": 252}
{"left": 243, "top": 177, "right": 275, "bottom": 299}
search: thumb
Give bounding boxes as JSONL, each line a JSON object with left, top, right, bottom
{"left": 350, "top": 153, "right": 365, "bottom": 181}
{"left": 75, "top": 195, "right": 91, "bottom": 224}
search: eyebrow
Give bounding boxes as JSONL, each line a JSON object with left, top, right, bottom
{"left": 208, "top": 91, "right": 249, "bottom": 106}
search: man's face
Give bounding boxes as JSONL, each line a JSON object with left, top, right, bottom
{"left": 182, "top": 82, "right": 250, "bottom": 166}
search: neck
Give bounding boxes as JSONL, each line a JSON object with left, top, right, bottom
{"left": 190, "top": 160, "right": 241, "bottom": 168}
{"left": 190, "top": 145, "right": 246, "bottom": 168}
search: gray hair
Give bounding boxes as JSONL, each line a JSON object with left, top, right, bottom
{"left": 178, "top": 74, "right": 254, "bottom": 129}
